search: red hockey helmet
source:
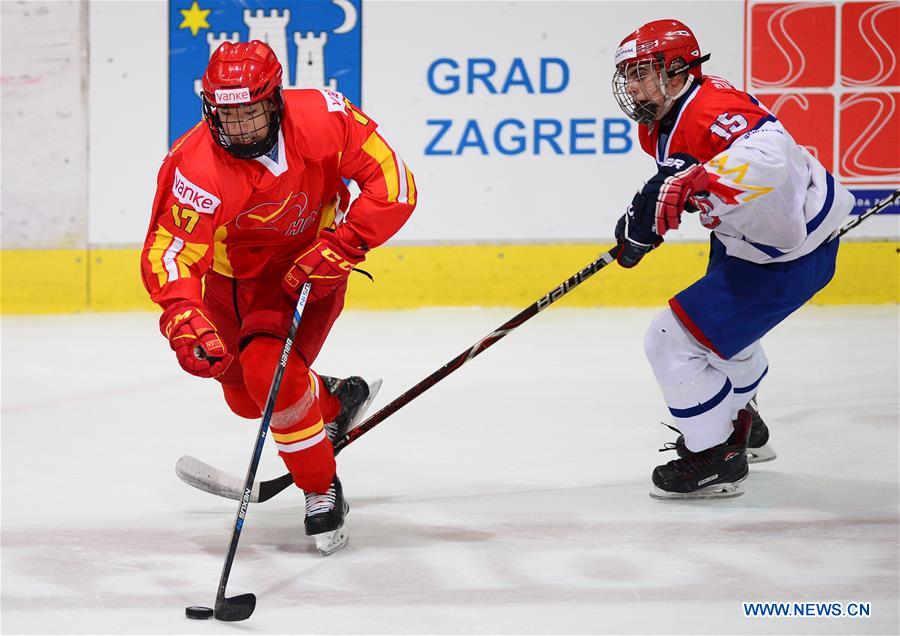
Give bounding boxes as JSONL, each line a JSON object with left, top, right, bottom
{"left": 201, "top": 40, "right": 284, "bottom": 159}
{"left": 612, "top": 20, "right": 710, "bottom": 125}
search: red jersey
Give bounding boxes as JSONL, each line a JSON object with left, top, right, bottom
{"left": 141, "top": 88, "right": 417, "bottom": 307}
{"left": 638, "top": 75, "right": 773, "bottom": 164}
{"left": 637, "top": 76, "right": 852, "bottom": 264}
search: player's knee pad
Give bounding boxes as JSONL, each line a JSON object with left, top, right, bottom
{"left": 239, "top": 335, "right": 312, "bottom": 415}
{"left": 221, "top": 383, "right": 261, "bottom": 419}
{"left": 643, "top": 308, "right": 709, "bottom": 387}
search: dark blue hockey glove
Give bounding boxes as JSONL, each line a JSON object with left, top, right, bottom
{"left": 614, "top": 202, "right": 662, "bottom": 268}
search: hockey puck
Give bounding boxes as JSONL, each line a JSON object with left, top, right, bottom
{"left": 185, "top": 605, "right": 214, "bottom": 620}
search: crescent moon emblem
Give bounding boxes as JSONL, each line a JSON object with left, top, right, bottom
{"left": 332, "top": 0, "right": 358, "bottom": 34}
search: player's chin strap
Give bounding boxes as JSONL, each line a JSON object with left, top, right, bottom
{"left": 669, "top": 53, "right": 711, "bottom": 78}
{"left": 657, "top": 53, "right": 711, "bottom": 119}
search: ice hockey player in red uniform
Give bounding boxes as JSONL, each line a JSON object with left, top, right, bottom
{"left": 611, "top": 20, "right": 852, "bottom": 499}
{"left": 141, "top": 41, "right": 417, "bottom": 553}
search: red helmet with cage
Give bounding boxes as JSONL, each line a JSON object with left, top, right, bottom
{"left": 612, "top": 20, "right": 709, "bottom": 125}
{"left": 201, "top": 40, "right": 284, "bottom": 159}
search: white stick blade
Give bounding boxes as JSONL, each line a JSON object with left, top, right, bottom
{"left": 175, "top": 455, "right": 261, "bottom": 502}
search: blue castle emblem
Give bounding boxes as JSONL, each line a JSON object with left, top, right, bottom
{"left": 168, "top": 0, "right": 362, "bottom": 146}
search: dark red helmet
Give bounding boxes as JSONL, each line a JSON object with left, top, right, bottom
{"left": 611, "top": 20, "right": 710, "bottom": 125}
{"left": 201, "top": 40, "right": 284, "bottom": 159}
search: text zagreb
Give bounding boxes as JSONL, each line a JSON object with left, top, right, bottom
{"left": 424, "top": 57, "right": 633, "bottom": 156}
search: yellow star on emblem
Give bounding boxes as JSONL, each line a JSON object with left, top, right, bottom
{"left": 179, "top": 1, "right": 211, "bottom": 37}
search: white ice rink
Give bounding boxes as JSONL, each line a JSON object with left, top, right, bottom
{"left": 2, "top": 306, "right": 898, "bottom": 634}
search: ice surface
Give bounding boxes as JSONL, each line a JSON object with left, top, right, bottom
{"left": 2, "top": 306, "right": 898, "bottom": 634}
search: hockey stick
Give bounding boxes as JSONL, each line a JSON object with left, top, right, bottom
{"left": 181, "top": 245, "right": 624, "bottom": 503}
{"left": 175, "top": 378, "right": 382, "bottom": 503}
{"left": 192, "top": 282, "right": 312, "bottom": 623}
{"left": 181, "top": 187, "right": 900, "bottom": 505}
{"left": 835, "top": 188, "right": 899, "bottom": 239}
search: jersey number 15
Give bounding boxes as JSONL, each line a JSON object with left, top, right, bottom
{"left": 710, "top": 113, "right": 748, "bottom": 141}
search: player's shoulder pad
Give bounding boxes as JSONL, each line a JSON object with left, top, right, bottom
{"left": 159, "top": 135, "right": 223, "bottom": 216}
{"left": 693, "top": 76, "right": 767, "bottom": 121}
{"left": 282, "top": 89, "right": 350, "bottom": 155}
{"left": 283, "top": 88, "right": 348, "bottom": 117}
{"left": 166, "top": 162, "right": 222, "bottom": 215}
{"left": 166, "top": 121, "right": 208, "bottom": 161}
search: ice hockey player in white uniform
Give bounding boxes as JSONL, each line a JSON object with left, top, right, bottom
{"left": 610, "top": 19, "right": 853, "bottom": 498}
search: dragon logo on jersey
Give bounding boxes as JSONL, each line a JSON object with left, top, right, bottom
{"left": 168, "top": 0, "right": 362, "bottom": 146}
{"left": 235, "top": 191, "right": 318, "bottom": 237}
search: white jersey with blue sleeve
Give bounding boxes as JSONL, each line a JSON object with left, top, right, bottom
{"left": 698, "top": 121, "right": 854, "bottom": 264}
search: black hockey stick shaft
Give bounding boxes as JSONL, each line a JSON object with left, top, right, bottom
{"left": 334, "top": 246, "right": 621, "bottom": 451}
{"left": 211, "top": 282, "right": 312, "bottom": 622}
{"left": 250, "top": 190, "right": 900, "bottom": 503}
{"left": 251, "top": 246, "right": 623, "bottom": 503}
{"left": 332, "top": 190, "right": 896, "bottom": 453}
{"left": 184, "top": 191, "right": 899, "bottom": 506}
{"left": 835, "top": 188, "right": 899, "bottom": 238}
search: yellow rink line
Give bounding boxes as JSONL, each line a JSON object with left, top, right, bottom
{"left": 1, "top": 242, "right": 897, "bottom": 314}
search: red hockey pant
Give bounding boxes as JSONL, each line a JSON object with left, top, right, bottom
{"left": 202, "top": 270, "right": 343, "bottom": 494}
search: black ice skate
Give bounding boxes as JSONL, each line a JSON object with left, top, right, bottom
{"left": 651, "top": 409, "right": 752, "bottom": 500}
{"left": 744, "top": 395, "right": 776, "bottom": 463}
{"left": 669, "top": 395, "right": 776, "bottom": 464}
{"left": 320, "top": 375, "right": 382, "bottom": 450}
{"left": 304, "top": 475, "right": 350, "bottom": 556}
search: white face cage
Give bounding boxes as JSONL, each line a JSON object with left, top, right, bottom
{"left": 611, "top": 57, "right": 671, "bottom": 125}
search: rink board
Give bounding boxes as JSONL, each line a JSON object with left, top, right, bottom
{"left": 2, "top": 241, "right": 897, "bottom": 313}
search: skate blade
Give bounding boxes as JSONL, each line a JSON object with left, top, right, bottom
{"left": 312, "top": 522, "right": 349, "bottom": 556}
{"left": 748, "top": 444, "right": 777, "bottom": 464}
{"left": 349, "top": 378, "right": 382, "bottom": 431}
{"left": 650, "top": 478, "right": 747, "bottom": 500}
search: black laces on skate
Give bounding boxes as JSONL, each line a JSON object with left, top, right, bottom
{"left": 658, "top": 422, "right": 683, "bottom": 453}
{"left": 671, "top": 452, "right": 715, "bottom": 477}
{"left": 656, "top": 421, "right": 719, "bottom": 477}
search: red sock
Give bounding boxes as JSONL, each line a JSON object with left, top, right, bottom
{"left": 314, "top": 372, "right": 341, "bottom": 423}
{"left": 241, "top": 337, "right": 335, "bottom": 493}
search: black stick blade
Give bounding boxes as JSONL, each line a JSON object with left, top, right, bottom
{"left": 214, "top": 593, "right": 256, "bottom": 622}
{"left": 257, "top": 473, "right": 295, "bottom": 503}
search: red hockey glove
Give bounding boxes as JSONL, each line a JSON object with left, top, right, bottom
{"left": 614, "top": 153, "right": 709, "bottom": 268}
{"left": 159, "top": 301, "right": 233, "bottom": 378}
{"left": 283, "top": 232, "right": 366, "bottom": 302}
{"left": 632, "top": 153, "right": 710, "bottom": 236}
